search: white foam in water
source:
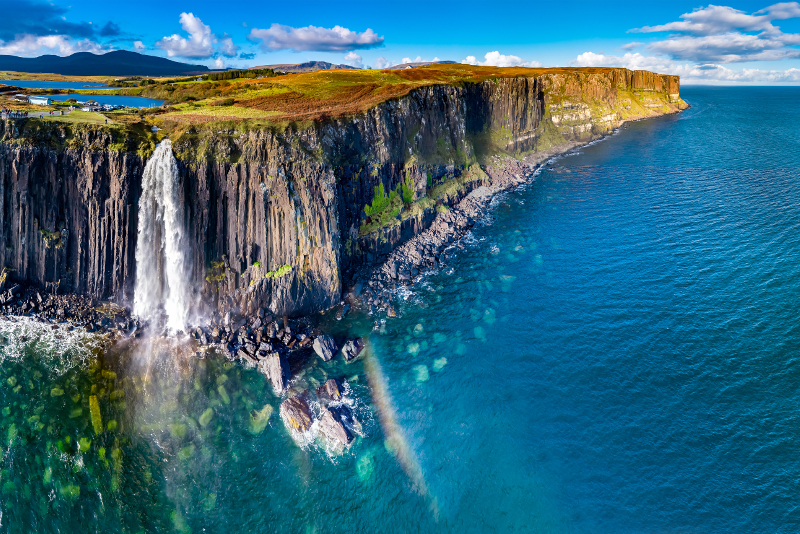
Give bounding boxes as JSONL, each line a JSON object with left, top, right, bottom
{"left": 133, "top": 140, "right": 193, "bottom": 332}
{"left": 0, "top": 317, "right": 105, "bottom": 375}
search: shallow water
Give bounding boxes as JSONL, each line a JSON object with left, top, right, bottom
{"left": 47, "top": 93, "right": 163, "bottom": 108}
{"left": 1, "top": 86, "right": 799, "bottom": 533}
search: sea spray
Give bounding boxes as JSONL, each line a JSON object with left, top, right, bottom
{"left": 133, "top": 139, "right": 192, "bottom": 331}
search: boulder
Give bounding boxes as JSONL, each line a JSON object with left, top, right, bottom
{"left": 316, "top": 378, "right": 342, "bottom": 402}
{"left": 258, "top": 352, "right": 290, "bottom": 395}
{"left": 237, "top": 348, "right": 258, "bottom": 365}
{"left": 318, "top": 407, "right": 353, "bottom": 448}
{"left": 280, "top": 395, "right": 313, "bottom": 433}
{"left": 341, "top": 338, "right": 365, "bottom": 362}
{"left": 313, "top": 335, "right": 337, "bottom": 362}
{"left": 336, "top": 303, "right": 350, "bottom": 321}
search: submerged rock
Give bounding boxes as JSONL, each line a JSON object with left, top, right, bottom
{"left": 341, "top": 338, "right": 365, "bottom": 362}
{"left": 258, "top": 352, "right": 290, "bottom": 395}
{"left": 280, "top": 395, "right": 313, "bottom": 433}
{"left": 318, "top": 406, "right": 353, "bottom": 448}
{"left": 248, "top": 404, "right": 273, "bottom": 435}
{"left": 313, "top": 335, "right": 337, "bottom": 362}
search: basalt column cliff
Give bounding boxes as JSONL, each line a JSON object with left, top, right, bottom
{"left": 0, "top": 68, "right": 686, "bottom": 319}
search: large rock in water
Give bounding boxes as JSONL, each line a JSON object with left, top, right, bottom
{"left": 318, "top": 406, "right": 353, "bottom": 448}
{"left": 341, "top": 338, "right": 365, "bottom": 362}
{"left": 313, "top": 335, "right": 337, "bottom": 362}
{"left": 280, "top": 395, "right": 313, "bottom": 433}
{"left": 257, "top": 352, "right": 290, "bottom": 395}
{"left": 316, "top": 378, "right": 343, "bottom": 402}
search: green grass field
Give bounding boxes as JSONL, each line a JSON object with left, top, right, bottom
{"left": 44, "top": 111, "right": 112, "bottom": 124}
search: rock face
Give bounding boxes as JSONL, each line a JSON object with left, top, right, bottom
{"left": 257, "top": 352, "right": 290, "bottom": 395}
{"left": 316, "top": 378, "right": 343, "bottom": 402}
{"left": 312, "top": 335, "right": 337, "bottom": 362}
{"left": 318, "top": 407, "right": 353, "bottom": 448}
{"left": 280, "top": 395, "right": 313, "bottom": 433}
{"left": 341, "top": 338, "right": 365, "bottom": 362}
{"left": 0, "top": 70, "right": 686, "bottom": 318}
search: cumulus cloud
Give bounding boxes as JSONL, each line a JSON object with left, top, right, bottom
{"left": 375, "top": 56, "right": 390, "bottom": 69}
{"left": 156, "top": 12, "right": 242, "bottom": 61}
{"left": 631, "top": 3, "right": 800, "bottom": 63}
{"left": 571, "top": 50, "right": 800, "bottom": 84}
{"left": 134, "top": 40, "right": 145, "bottom": 51}
{"left": 156, "top": 13, "right": 214, "bottom": 58}
{"left": 0, "top": 34, "right": 108, "bottom": 56}
{"left": 343, "top": 51, "right": 363, "bottom": 67}
{"left": 462, "top": 51, "right": 542, "bottom": 68}
{"left": 218, "top": 36, "right": 239, "bottom": 57}
{"left": 401, "top": 56, "right": 423, "bottom": 64}
{"left": 248, "top": 24, "right": 383, "bottom": 52}
{"left": 214, "top": 57, "right": 225, "bottom": 69}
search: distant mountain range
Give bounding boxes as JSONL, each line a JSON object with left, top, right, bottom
{"left": 0, "top": 51, "right": 210, "bottom": 76}
{"left": 249, "top": 61, "right": 357, "bottom": 73}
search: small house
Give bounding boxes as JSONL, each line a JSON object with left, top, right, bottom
{"left": 28, "top": 95, "right": 51, "bottom": 106}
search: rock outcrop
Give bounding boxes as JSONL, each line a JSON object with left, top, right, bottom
{"left": 0, "top": 69, "right": 686, "bottom": 319}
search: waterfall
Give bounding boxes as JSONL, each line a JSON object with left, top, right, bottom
{"left": 133, "top": 139, "right": 192, "bottom": 332}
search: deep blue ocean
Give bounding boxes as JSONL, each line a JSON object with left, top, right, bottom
{"left": 0, "top": 86, "right": 798, "bottom": 533}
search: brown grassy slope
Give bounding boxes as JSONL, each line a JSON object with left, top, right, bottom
{"left": 155, "top": 64, "right": 679, "bottom": 125}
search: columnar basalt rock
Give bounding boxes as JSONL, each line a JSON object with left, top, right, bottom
{"left": 0, "top": 69, "right": 685, "bottom": 319}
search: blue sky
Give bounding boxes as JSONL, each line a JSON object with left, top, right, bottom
{"left": 3, "top": 0, "right": 800, "bottom": 84}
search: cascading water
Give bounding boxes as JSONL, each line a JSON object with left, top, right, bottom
{"left": 133, "top": 139, "right": 192, "bottom": 332}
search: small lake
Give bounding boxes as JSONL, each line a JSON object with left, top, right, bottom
{"left": 49, "top": 93, "right": 163, "bottom": 108}
{"left": 0, "top": 80, "right": 125, "bottom": 90}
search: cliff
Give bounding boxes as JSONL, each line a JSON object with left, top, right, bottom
{"left": 0, "top": 68, "right": 687, "bottom": 319}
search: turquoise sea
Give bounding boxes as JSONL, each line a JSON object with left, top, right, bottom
{"left": 0, "top": 86, "right": 799, "bottom": 533}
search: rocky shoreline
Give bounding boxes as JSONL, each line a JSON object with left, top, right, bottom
{"left": 347, "top": 141, "right": 583, "bottom": 314}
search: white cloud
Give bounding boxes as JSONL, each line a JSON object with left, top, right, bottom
{"left": 156, "top": 12, "right": 214, "bottom": 58}
{"left": 218, "top": 36, "right": 238, "bottom": 57}
{"left": 571, "top": 50, "right": 800, "bottom": 84}
{"left": 214, "top": 57, "right": 225, "bottom": 69}
{"left": 248, "top": 24, "right": 383, "bottom": 52}
{"left": 0, "top": 34, "right": 108, "bottom": 56}
{"left": 633, "top": 3, "right": 800, "bottom": 36}
{"left": 134, "top": 40, "right": 145, "bottom": 51}
{"left": 375, "top": 56, "right": 390, "bottom": 69}
{"left": 631, "top": 3, "right": 800, "bottom": 63}
{"left": 462, "top": 51, "right": 542, "bottom": 68}
{"left": 343, "top": 51, "right": 362, "bottom": 67}
{"left": 401, "top": 56, "right": 422, "bottom": 64}
{"left": 621, "top": 42, "right": 644, "bottom": 50}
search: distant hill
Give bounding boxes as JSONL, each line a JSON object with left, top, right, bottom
{"left": 390, "top": 61, "right": 457, "bottom": 69}
{"left": 0, "top": 51, "right": 210, "bottom": 76}
{"left": 249, "top": 61, "right": 357, "bottom": 73}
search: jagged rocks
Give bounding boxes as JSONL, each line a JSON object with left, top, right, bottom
{"left": 257, "top": 352, "right": 290, "bottom": 395}
{"left": 318, "top": 406, "right": 353, "bottom": 448}
{"left": 316, "top": 378, "right": 342, "bottom": 402}
{"left": 341, "top": 338, "right": 365, "bottom": 362}
{"left": 280, "top": 395, "right": 313, "bottom": 433}
{"left": 313, "top": 335, "right": 337, "bottom": 362}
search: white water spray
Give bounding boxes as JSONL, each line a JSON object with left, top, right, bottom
{"left": 133, "top": 139, "right": 192, "bottom": 332}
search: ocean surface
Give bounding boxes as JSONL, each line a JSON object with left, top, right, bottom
{"left": 1, "top": 86, "right": 799, "bottom": 533}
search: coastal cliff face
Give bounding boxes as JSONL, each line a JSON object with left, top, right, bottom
{"left": 0, "top": 69, "right": 686, "bottom": 318}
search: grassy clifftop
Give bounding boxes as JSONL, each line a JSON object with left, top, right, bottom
{"left": 1, "top": 65, "right": 685, "bottom": 164}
